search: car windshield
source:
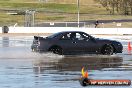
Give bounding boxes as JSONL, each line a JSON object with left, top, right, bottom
{"left": 81, "top": 32, "right": 96, "bottom": 40}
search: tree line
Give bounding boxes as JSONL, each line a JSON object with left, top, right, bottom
{"left": 94, "top": 0, "right": 132, "bottom": 15}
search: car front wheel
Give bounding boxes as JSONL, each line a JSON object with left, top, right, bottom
{"left": 101, "top": 44, "right": 114, "bottom": 55}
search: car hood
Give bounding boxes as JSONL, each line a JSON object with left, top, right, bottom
{"left": 96, "top": 38, "right": 111, "bottom": 41}
{"left": 95, "top": 38, "right": 122, "bottom": 45}
{"left": 95, "top": 38, "right": 115, "bottom": 43}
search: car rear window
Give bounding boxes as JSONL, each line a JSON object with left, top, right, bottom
{"left": 46, "top": 32, "right": 60, "bottom": 38}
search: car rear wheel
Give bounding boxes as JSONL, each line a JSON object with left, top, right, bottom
{"left": 101, "top": 44, "right": 114, "bottom": 55}
{"left": 49, "top": 46, "right": 63, "bottom": 55}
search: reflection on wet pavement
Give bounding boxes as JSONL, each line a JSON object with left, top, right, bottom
{"left": 0, "top": 36, "right": 132, "bottom": 88}
{"left": 2, "top": 37, "right": 9, "bottom": 47}
{"left": 33, "top": 56, "right": 123, "bottom": 73}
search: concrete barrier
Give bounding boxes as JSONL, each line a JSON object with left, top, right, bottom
{"left": 0, "top": 27, "right": 132, "bottom": 35}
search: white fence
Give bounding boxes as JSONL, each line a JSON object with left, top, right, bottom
{"left": 0, "top": 27, "right": 132, "bottom": 35}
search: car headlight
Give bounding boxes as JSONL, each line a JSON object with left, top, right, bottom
{"left": 116, "top": 42, "right": 122, "bottom": 47}
{"left": 117, "top": 43, "right": 121, "bottom": 46}
{"left": 112, "top": 41, "right": 122, "bottom": 46}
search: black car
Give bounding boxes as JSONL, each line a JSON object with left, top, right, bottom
{"left": 31, "top": 31, "right": 123, "bottom": 55}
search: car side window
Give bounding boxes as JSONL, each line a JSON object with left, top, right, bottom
{"left": 76, "top": 33, "right": 84, "bottom": 40}
{"left": 60, "top": 32, "right": 90, "bottom": 41}
{"left": 60, "top": 33, "right": 71, "bottom": 40}
{"left": 80, "top": 33, "right": 91, "bottom": 41}
{"left": 70, "top": 33, "right": 77, "bottom": 40}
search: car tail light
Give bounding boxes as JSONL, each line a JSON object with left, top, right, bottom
{"left": 33, "top": 40, "right": 40, "bottom": 46}
{"left": 38, "top": 41, "right": 40, "bottom": 46}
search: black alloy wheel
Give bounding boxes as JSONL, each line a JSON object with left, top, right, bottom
{"left": 102, "top": 44, "right": 114, "bottom": 55}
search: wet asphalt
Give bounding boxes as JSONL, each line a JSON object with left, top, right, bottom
{"left": 0, "top": 36, "right": 132, "bottom": 88}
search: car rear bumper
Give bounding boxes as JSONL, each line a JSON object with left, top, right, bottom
{"left": 31, "top": 44, "right": 48, "bottom": 52}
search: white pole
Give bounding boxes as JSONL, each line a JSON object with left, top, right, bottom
{"left": 77, "top": 0, "right": 80, "bottom": 28}
{"left": 32, "top": 11, "right": 35, "bottom": 27}
{"left": 25, "top": 10, "right": 29, "bottom": 27}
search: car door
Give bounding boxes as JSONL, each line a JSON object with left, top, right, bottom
{"left": 58, "top": 32, "right": 80, "bottom": 53}
{"left": 75, "top": 32, "right": 99, "bottom": 54}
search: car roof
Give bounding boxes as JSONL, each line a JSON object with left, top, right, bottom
{"left": 57, "top": 31, "right": 85, "bottom": 34}
{"left": 47, "top": 31, "right": 86, "bottom": 39}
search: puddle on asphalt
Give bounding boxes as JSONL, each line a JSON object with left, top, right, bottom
{"left": 33, "top": 55, "right": 123, "bottom": 72}
{"left": 0, "top": 36, "right": 132, "bottom": 88}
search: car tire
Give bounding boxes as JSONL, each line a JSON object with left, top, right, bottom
{"left": 101, "top": 44, "right": 114, "bottom": 55}
{"left": 49, "top": 46, "right": 63, "bottom": 55}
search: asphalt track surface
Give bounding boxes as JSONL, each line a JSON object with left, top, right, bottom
{"left": 0, "top": 35, "right": 132, "bottom": 88}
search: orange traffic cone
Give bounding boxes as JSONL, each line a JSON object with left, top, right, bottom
{"left": 84, "top": 71, "right": 89, "bottom": 78}
{"left": 128, "top": 42, "right": 131, "bottom": 51}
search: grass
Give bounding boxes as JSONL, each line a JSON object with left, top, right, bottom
{"left": 0, "top": 0, "right": 95, "bottom": 4}
{"left": 0, "top": 0, "right": 102, "bottom": 14}
{"left": 0, "top": 0, "right": 132, "bottom": 27}
{"left": 0, "top": 1, "right": 104, "bottom": 26}
{"left": 0, "top": 12, "right": 24, "bottom": 26}
{"left": 0, "top": 3, "right": 77, "bottom": 13}
{"left": 1, "top": 11, "right": 132, "bottom": 27}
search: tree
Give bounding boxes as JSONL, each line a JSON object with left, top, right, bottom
{"left": 94, "top": 0, "right": 132, "bottom": 15}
